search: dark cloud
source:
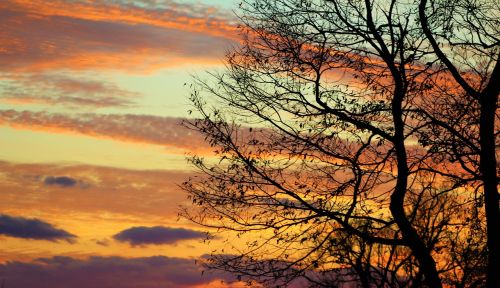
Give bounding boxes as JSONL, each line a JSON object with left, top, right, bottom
{"left": 0, "top": 214, "right": 76, "bottom": 242}
{"left": 94, "top": 238, "right": 110, "bottom": 246}
{"left": 113, "top": 226, "right": 206, "bottom": 246}
{"left": 0, "top": 255, "right": 235, "bottom": 288}
{"left": 44, "top": 176, "right": 77, "bottom": 187}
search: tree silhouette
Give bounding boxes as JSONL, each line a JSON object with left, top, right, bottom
{"left": 181, "top": 0, "right": 499, "bottom": 287}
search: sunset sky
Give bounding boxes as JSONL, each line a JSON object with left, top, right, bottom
{"left": 0, "top": 1, "right": 245, "bottom": 287}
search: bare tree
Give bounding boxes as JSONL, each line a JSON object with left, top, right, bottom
{"left": 416, "top": 1, "right": 499, "bottom": 286}
{"left": 181, "top": 0, "right": 498, "bottom": 287}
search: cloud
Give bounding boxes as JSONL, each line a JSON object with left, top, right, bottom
{"left": 44, "top": 176, "right": 77, "bottom": 187}
{"left": 113, "top": 226, "right": 206, "bottom": 246}
{"left": 0, "top": 255, "right": 238, "bottom": 288}
{"left": 0, "top": 74, "right": 139, "bottom": 108}
{"left": 0, "top": 161, "right": 194, "bottom": 218}
{"left": 0, "top": 214, "right": 76, "bottom": 242}
{"left": 4, "top": 0, "right": 237, "bottom": 36}
{"left": 0, "top": 110, "right": 207, "bottom": 152}
{"left": 0, "top": 0, "right": 236, "bottom": 72}
{"left": 94, "top": 239, "right": 110, "bottom": 247}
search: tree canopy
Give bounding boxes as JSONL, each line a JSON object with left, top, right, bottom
{"left": 182, "top": 0, "right": 499, "bottom": 287}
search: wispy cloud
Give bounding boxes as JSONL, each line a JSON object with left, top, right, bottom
{"left": 113, "top": 226, "right": 206, "bottom": 246}
{"left": 0, "top": 110, "right": 207, "bottom": 151}
{"left": 0, "top": 214, "right": 76, "bottom": 242}
{"left": 0, "top": 0, "right": 236, "bottom": 72}
{"left": 3, "top": 0, "right": 237, "bottom": 36}
{"left": 0, "top": 74, "right": 139, "bottom": 108}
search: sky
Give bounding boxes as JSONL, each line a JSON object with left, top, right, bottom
{"left": 0, "top": 0, "right": 249, "bottom": 287}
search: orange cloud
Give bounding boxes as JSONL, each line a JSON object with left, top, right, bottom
{"left": 0, "top": 0, "right": 237, "bottom": 72}
{"left": 0, "top": 161, "right": 228, "bottom": 264}
{"left": 0, "top": 161, "right": 193, "bottom": 218}
{"left": 3, "top": 0, "right": 238, "bottom": 39}
{"left": 0, "top": 110, "right": 208, "bottom": 152}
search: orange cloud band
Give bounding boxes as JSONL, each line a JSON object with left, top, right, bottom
{"left": 0, "top": 110, "right": 209, "bottom": 152}
{"left": 2, "top": 0, "right": 239, "bottom": 40}
{"left": 0, "top": 0, "right": 237, "bottom": 72}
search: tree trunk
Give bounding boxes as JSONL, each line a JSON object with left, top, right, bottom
{"left": 480, "top": 55, "right": 500, "bottom": 288}
{"left": 390, "top": 93, "right": 442, "bottom": 288}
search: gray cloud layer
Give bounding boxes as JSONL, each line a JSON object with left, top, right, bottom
{"left": 0, "top": 255, "right": 235, "bottom": 288}
{"left": 0, "top": 74, "right": 139, "bottom": 108}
